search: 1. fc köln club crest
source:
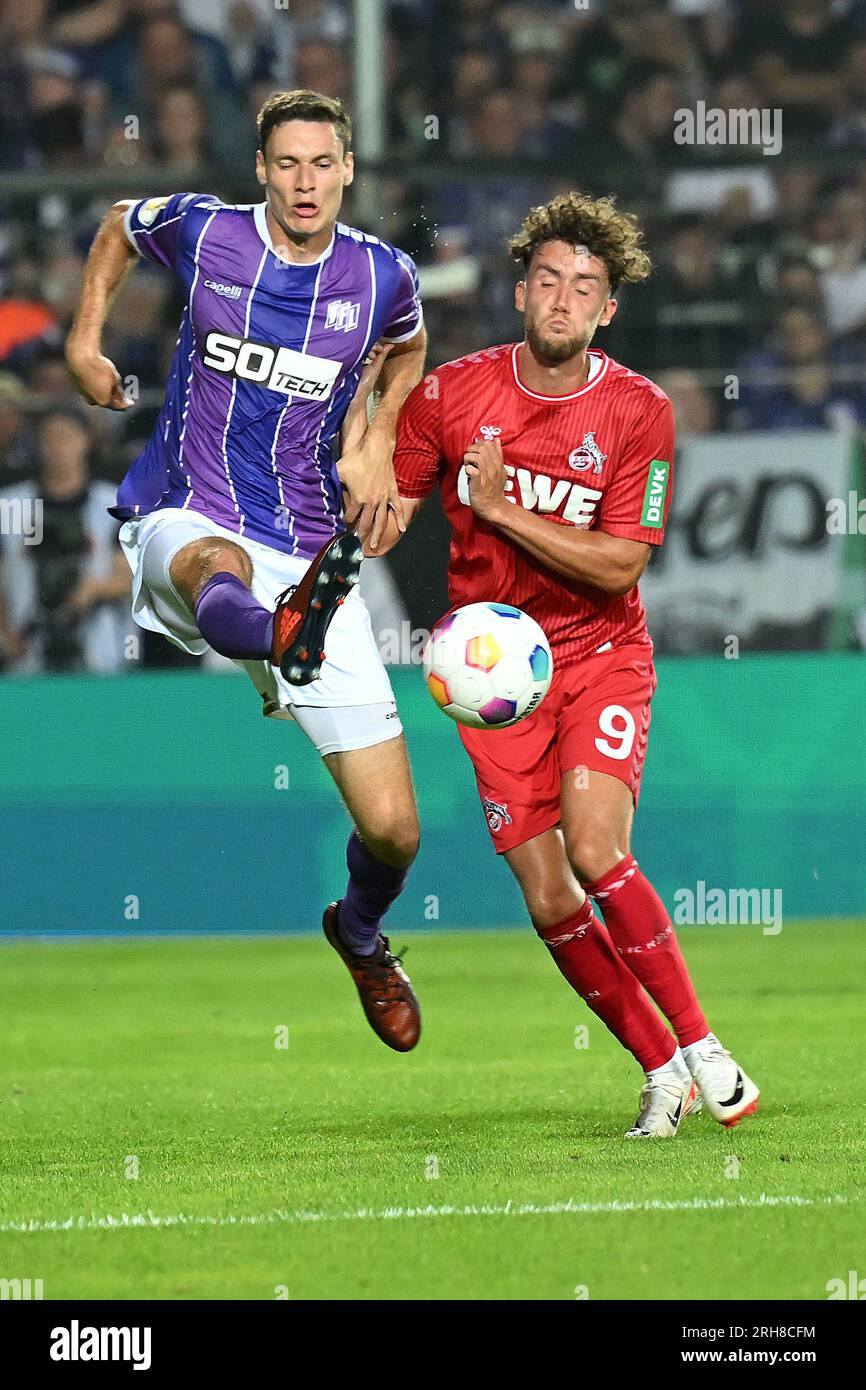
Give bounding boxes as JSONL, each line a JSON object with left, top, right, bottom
{"left": 483, "top": 798, "right": 513, "bottom": 832}
{"left": 568, "top": 431, "right": 607, "bottom": 473}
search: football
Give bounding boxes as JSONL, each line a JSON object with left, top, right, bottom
{"left": 422, "top": 602, "right": 554, "bottom": 729}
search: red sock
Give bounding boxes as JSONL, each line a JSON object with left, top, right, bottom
{"left": 536, "top": 900, "right": 677, "bottom": 1072}
{"left": 585, "top": 855, "right": 709, "bottom": 1048}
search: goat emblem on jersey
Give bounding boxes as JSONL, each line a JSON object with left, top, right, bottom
{"left": 568, "top": 431, "right": 607, "bottom": 473}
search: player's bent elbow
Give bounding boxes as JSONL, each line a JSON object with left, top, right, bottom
{"left": 601, "top": 565, "right": 643, "bottom": 597}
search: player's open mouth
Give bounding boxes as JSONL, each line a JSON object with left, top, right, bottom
{"left": 293, "top": 203, "right": 319, "bottom": 219}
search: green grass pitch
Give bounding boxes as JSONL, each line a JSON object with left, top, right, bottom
{"left": 1, "top": 920, "right": 863, "bottom": 1301}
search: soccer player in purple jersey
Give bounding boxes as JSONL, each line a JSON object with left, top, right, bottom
{"left": 65, "top": 91, "right": 427, "bottom": 1052}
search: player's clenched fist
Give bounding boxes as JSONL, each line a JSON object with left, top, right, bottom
{"left": 65, "top": 340, "right": 132, "bottom": 411}
{"left": 463, "top": 436, "right": 508, "bottom": 522}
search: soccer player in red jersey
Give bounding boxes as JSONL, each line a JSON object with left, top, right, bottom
{"left": 382, "top": 193, "right": 759, "bottom": 1136}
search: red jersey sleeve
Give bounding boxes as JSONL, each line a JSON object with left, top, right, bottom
{"left": 599, "top": 397, "right": 675, "bottom": 546}
{"left": 393, "top": 372, "right": 443, "bottom": 499}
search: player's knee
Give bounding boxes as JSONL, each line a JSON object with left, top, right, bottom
{"left": 364, "top": 816, "right": 420, "bottom": 869}
{"left": 566, "top": 835, "right": 627, "bottom": 887}
{"left": 170, "top": 538, "right": 253, "bottom": 605}
{"left": 522, "top": 885, "right": 585, "bottom": 931}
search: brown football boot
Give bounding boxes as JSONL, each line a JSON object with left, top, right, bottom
{"left": 272, "top": 532, "right": 362, "bottom": 685}
{"left": 322, "top": 902, "right": 421, "bottom": 1052}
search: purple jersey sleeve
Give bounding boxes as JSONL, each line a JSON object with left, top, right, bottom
{"left": 381, "top": 248, "right": 423, "bottom": 343}
{"left": 123, "top": 192, "right": 221, "bottom": 271}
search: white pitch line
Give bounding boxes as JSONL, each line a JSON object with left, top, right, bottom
{"left": 0, "top": 1192, "right": 858, "bottom": 1236}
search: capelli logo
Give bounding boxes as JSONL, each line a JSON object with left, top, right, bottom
{"left": 50, "top": 1321, "right": 152, "bottom": 1370}
{"left": 204, "top": 279, "right": 243, "bottom": 300}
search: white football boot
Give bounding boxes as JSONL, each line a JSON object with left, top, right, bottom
{"left": 682, "top": 1034, "right": 760, "bottom": 1128}
{"left": 625, "top": 1070, "right": 702, "bottom": 1138}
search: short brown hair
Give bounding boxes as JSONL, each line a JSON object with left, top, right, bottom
{"left": 508, "top": 191, "right": 652, "bottom": 293}
{"left": 256, "top": 89, "right": 352, "bottom": 155}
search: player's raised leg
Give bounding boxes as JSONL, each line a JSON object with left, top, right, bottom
{"left": 561, "top": 767, "right": 759, "bottom": 1127}
{"left": 504, "top": 828, "right": 698, "bottom": 1137}
{"left": 169, "top": 532, "right": 362, "bottom": 685}
{"left": 318, "top": 733, "right": 421, "bottom": 1052}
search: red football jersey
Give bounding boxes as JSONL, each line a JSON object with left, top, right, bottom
{"left": 393, "top": 342, "right": 675, "bottom": 665}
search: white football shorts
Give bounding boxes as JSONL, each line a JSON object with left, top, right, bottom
{"left": 118, "top": 507, "right": 403, "bottom": 756}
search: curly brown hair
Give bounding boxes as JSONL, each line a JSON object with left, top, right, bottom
{"left": 508, "top": 192, "right": 652, "bottom": 293}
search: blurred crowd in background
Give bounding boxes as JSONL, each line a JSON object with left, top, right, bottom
{"left": 2, "top": 0, "right": 866, "bottom": 671}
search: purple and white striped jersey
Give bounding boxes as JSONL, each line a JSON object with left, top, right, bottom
{"left": 112, "top": 193, "right": 423, "bottom": 558}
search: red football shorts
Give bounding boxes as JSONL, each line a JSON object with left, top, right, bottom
{"left": 457, "top": 639, "right": 657, "bottom": 853}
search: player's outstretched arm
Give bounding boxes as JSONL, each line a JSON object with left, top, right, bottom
{"left": 65, "top": 201, "right": 140, "bottom": 410}
{"left": 340, "top": 343, "right": 393, "bottom": 456}
{"left": 338, "top": 324, "right": 427, "bottom": 554}
{"left": 340, "top": 343, "right": 426, "bottom": 556}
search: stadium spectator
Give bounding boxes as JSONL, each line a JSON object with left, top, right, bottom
{"left": 818, "top": 186, "right": 866, "bottom": 341}
{"left": 827, "top": 38, "right": 866, "bottom": 148}
{"left": 773, "top": 255, "right": 827, "bottom": 315}
{"left": 0, "top": 0, "right": 51, "bottom": 169}
{"left": 153, "top": 82, "right": 211, "bottom": 170}
{"left": 446, "top": 48, "right": 502, "bottom": 155}
{"left": 177, "top": 0, "right": 279, "bottom": 88}
{"left": 294, "top": 38, "right": 351, "bottom": 103}
{"left": 22, "top": 345, "right": 75, "bottom": 399}
{"left": 0, "top": 405, "right": 134, "bottom": 672}
{"left": 587, "top": 64, "right": 681, "bottom": 192}
{"left": 449, "top": 0, "right": 507, "bottom": 58}
{"left": 773, "top": 166, "right": 824, "bottom": 247}
{"left": 27, "top": 47, "right": 89, "bottom": 168}
{"left": 735, "top": 306, "right": 866, "bottom": 431}
{"left": 47, "top": 0, "right": 124, "bottom": 50}
{"left": 436, "top": 89, "right": 550, "bottom": 267}
{"left": 136, "top": 15, "right": 248, "bottom": 165}
{"left": 508, "top": 40, "right": 581, "bottom": 157}
{"left": 568, "top": 0, "right": 648, "bottom": 122}
{"left": 0, "top": 374, "right": 37, "bottom": 488}
{"left": 0, "top": 259, "right": 60, "bottom": 368}
{"left": 656, "top": 368, "right": 719, "bottom": 437}
{"left": 635, "top": 5, "right": 707, "bottom": 110}
{"left": 643, "top": 214, "right": 754, "bottom": 372}
{"left": 736, "top": 0, "right": 858, "bottom": 141}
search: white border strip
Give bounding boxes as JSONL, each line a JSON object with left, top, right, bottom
{"left": 1, "top": 1192, "right": 857, "bottom": 1236}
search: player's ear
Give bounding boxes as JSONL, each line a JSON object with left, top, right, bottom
{"left": 599, "top": 297, "right": 618, "bottom": 328}
{"left": 255, "top": 148, "right": 267, "bottom": 186}
{"left": 515, "top": 280, "right": 526, "bottom": 312}
{"left": 343, "top": 151, "right": 355, "bottom": 187}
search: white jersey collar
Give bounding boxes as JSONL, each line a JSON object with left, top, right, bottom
{"left": 253, "top": 202, "right": 336, "bottom": 265}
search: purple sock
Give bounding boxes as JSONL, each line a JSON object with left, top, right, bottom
{"left": 338, "top": 831, "right": 410, "bottom": 956}
{"left": 194, "top": 572, "right": 274, "bottom": 659}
